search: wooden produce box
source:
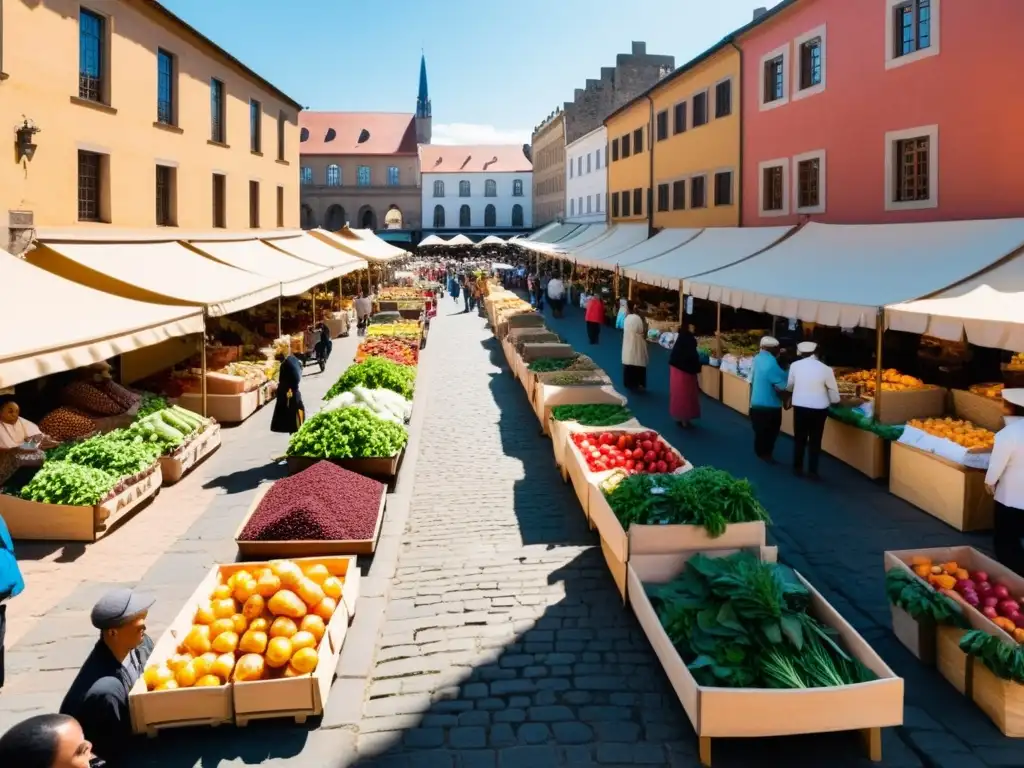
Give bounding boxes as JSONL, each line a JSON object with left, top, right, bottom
{"left": 889, "top": 442, "right": 993, "bottom": 531}
{"left": 519, "top": 343, "right": 575, "bottom": 363}
{"left": 699, "top": 365, "right": 721, "bottom": 400}
{"left": 629, "top": 548, "right": 903, "bottom": 766}
{"left": 286, "top": 449, "right": 403, "bottom": 483}
{"left": 235, "top": 483, "right": 386, "bottom": 557}
{"left": 952, "top": 389, "right": 1006, "bottom": 433}
{"left": 159, "top": 425, "right": 222, "bottom": 485}
{"left": 176, "top": 389, "right": 260, "bottom": 424}
{"left": 588, "top": 480, "right": 759, "bottom": 603}
{"left": 549, "top": 416, "right": 643, "bottom": 480}
{"left": 890, "top": 604, "right": 935, "bottom": 664}
{"left": 720, "top": 371, "right": 750, "bottom": 417}
{"left": 532, "top": 381, "right": 621, "bottom": 433}
{"left": 0, "top": 465, "right": 162, "bottom": 542}
{"left": 128, "top": 556, "right": 359, "bottom": 735}
{"left": 822, "top": 419, "right": 889, "bottom": 480}
{"left": 873, "top": 385, "right": 947, "bottom": 426}
{"left": 501, "top": 339, "right": 519, "bottom": 378}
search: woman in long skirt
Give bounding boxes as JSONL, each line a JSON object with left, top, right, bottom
{"left": 669, "top": 326, "right": 702, "bottom": 428}
{"left": 271, "top": 354, "right": 305, "bottom": 434}
{"left": 621, "top": 301, "right": 649, "bottom": 391}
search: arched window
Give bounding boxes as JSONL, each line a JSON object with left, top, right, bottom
{"left": 326, "top": 164, "right": 340, "bottom": 186}
{"left": 359, "top": 207, "right": 376, "bottom": 229}
{"left": 433, "top": 180, "right": 444, "bottom": 197}
{"left": 484, "top": 204, "right": 496, "bottom": 227}
{"left": 459, "top": 204, "right": 471, "bottom": 228}
{"left": 512, "top": 179, "right": 523, "bottom": 197}
{"left": 512, "top": 204, "right": 524, "bottom": 227}
{"left": 300, "top": 204, "right": 316, "bottom": 229}
{"left": 484, "top": 179, "right": 497, "bottom": 197}
{"left": 300, "top": 167, "right": 312, "bottom": 185}
{"left": 325, "top": 204, "right": 346, "bottom": 230}
{"left": 433, "top": 205, "right": 445, "bottom": 228}
{"left": 459, "top": 180, "right": 471, "bottom": 197}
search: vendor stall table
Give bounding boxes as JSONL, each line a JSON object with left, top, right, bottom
{"left": 720, "top": 371, "right": 750, "bottom": 416}
{"left": 889, "top": 442, "right": 993, "bottom": 531}
{"left": 699, "top": 366, "right": 721, "bottom": 400}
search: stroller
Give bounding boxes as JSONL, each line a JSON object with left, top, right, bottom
{"left": 298, "top": 324, "right": 331, "bottom": 372}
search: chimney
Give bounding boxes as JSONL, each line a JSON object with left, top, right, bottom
{"left": 631, "top": 41, "right": 647, "bottom": 55}
{"left": 752, "top": 6, "right": 768, "bottom": 20}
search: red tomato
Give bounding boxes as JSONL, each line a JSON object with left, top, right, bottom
{"left": 641, "top": 440, "right": 654, "bottom": 452}
{"left": 624, "top": 459, "right": 635, "bottom": 470}
{"left": 656, "top": 460, "right": 668, "bottom": 473}
{"left": 616, "top": 436, "right": 628, "bottom": 450}
{"left": 591, "top": 450, "right": 602, "bottom": 460}
{"left": 579, "top": 440, "right": 591, "bottom": 451}
{"left": 613, "top": 457, "right": 625, "bottom": 467}
{"left": 601, "top": 433, "right": 615, "bottom": 445}
{"left": 623, "top": 435, "right": 635, "bottom": 449}
{"left": 599, "top": 444, "right": 611, "bottom": 455}
{"left": 632, "top": 448, "right": 644, "bottom": 460}
{"left": 644, "top": 451, "right": 657, "bottom": 464}
{"left": 635, "top": 462, "right": 646, "bottom": 472}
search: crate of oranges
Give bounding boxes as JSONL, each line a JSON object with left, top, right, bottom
{"left": 907, "top": 417, "right": 996, "bottom": 453}
{"left": 129, "top": 556, "right": 359, "bottom": 734}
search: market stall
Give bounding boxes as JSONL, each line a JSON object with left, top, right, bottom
{"left": 565, "top": 223, "right": 649, "bottom": 269}
{"left": 418, "top": 235, "right": 448, "bottom": 247}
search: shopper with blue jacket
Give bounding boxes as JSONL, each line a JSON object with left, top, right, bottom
{"left": 0, "top": 512, "right": 25, "bottom": 690}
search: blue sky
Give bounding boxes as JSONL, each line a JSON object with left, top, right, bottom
{"left": 161, "top": 0, "right": 781, "bottom": 145}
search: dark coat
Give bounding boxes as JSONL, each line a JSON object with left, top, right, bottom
{"left": 270, "top": 355, "right": 305, "bottom": 433}
{"left": 669, "top": 331, "right": 703, "bottom": 375}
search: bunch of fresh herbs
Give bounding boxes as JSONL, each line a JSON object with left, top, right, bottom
{"left": 550, "top": 404, "right": 632, "bottom": 427}
{"left": 527, "top": 357, "right": 576, "bottom": 373}
{"left": 884, "top": 569, "right": 969, "bottom": 628}
{"left": 961, "top": 630, "right": 1024, "bottom": 684}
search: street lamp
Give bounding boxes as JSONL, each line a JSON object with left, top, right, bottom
{"left": 15, "top": 118, "right": 40, "bottom": 162}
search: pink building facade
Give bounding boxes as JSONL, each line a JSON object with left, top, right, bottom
{"left": 739, "top": 0, "right": 1024, "bottom": 227}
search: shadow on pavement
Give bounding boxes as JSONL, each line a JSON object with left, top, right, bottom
{"left": 130, "top": 718, "right": 313, "bottom": 766}
{"left": 202, "top": 461, "right": 288, "bottom": 495}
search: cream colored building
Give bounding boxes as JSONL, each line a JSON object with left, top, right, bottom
{"left": 0, "top": 0, "right": 303, "bottom": 254}
{"left": 531, "top": 110, "right": 566, "bottom": 228}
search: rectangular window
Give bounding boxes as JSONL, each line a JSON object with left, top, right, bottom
{"left": 250, "top": 99, "right": 262, "bottom": 153}
{"left": 210, "top": 78, "right": 225, "bottom": 143}
{"left": 633, "top": 187, "right": 643, "bottom": 215}
{"left": 596, "top": 148, "right": 602, "bottom": 170}
{"left": 714, "top": 171, "right": 733, "bottom": 206}
{"left": 276, "top": 186, "right": 284, "bottom": 227}
{"left": 895, "top": 0, "right": 931, "bottom": 58}
{"left": 578, "top": 196, "right": 583, "bottom": 214}
{"left": 799, "top": 38, "right": 822, "bottom": 89}
{"left": 633, "top": 128, "right": 643, "bottom": 154}
{"left": 797, "top": 159, "right": 820, "bottom": 208}
{"left": 715, "top": 80, "right": 732, "bottom": 118}
{"left": 621, "top": 190, "right": 630, "bottom": 217}
{"left": 586, "top": 153, "right": 591, "bottom": 173}
{"left": 895, "top": 136, "right": 930, "bottom": 202}
{"left": 612, "top": 192, "right": 620, "bottom": 218}
{"left": 249, "top": 180, "right": 260, "bottom": 228}
{"left": 569, "top": 160, "right": 574, "bottom": 179}
{"left": 762, "top": 166, "right": 785, "bottom": 211}
{"left": 692, "top": 92, "right": 708, "bottom": 127}
{"left": 578, "top": 156, "right": 583, "bottom": 176}
{"left": 156, "top": 165, "right": 175, "bottom": 226}
{"left": 763, "top": 56, "right": 785, "bottom": 103}
{"left": 212, "top": 173, "right": 226, "bottom": 228}
{"left": 78, "top": 9, "right": 106, "bottom": 103}
{"left": 586, "top": 195, "right": 592, "bottom": 213}
{"left": 657, "top": 183, "right": 669, "bottom": 212}
{"left": 672, "top": 180, "right": 686, "bottom": 210}
{"left": 357, "top": 166, "right": 371, "bottom": 186}
{"left": 673, "top": 101, "right": 687, "bottom": 134}
{"left": 690, "top": 176, "right": 707, "bottom": 208}
{"left": 77, "top": 150, "right": 102, "bottom": 221}
{"left": 387, "top": 166, "right": 400, "bottom": 186}
{"left": 156, "top": 49, "right": 175, "bottom": 125}
{"left": 611, "top": 138, "right": 619, "bottom": 162}
{"left": 570, "top": 198, "right": 575, "bottom": 216}
{"left": 277, "top": 112, "right": 286, "bottom": 161}
{"left": 621, "top": 135, "right": 631, "bottom": 159}
{"left": 656, "top": 110, "right": 668, "bottom": 141}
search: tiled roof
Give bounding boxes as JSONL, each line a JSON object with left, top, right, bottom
{"left": 299, "top": 112, "right": 418, "bottom": 156}
{"left": 418, "top": 144, "right": 532, "bottom": 174}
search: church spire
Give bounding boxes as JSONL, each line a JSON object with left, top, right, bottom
{"left": 416, "top": 53, "right": 431, "bottom": 119}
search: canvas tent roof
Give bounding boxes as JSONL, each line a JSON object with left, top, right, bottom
{"left": 0, "top": 249, "right": 204, "bottom": 388}
{"left": 28, "top": 239, "right": 280, "bottom": 317}
{"left": 188, "top": 238, "right": 339, "bottom": 297}
{"left": 614, "top": 228, "right": 704, "bottom": 268}
{"left": 523, "top": 224, "right": 608, "bottom": 254}
{"left": 532, "top": 223, "right": 580, "bottom": 244}
{"left": 447, "top": 234, "right": 474, "bottom": 246}
{"left": 351, "top": 228, "right": 408, "bottom": 258}
{"left": 570, "top": 224, "right": 650, "bottom": 268}
{"left": 418, "top": 235, "right": 447, "bottom": 247}
{"left": 523, "top": 221, "right": 560, "bottom": 241}
{"left": 477, "top": 235, "right": 506, "bottom": 246}
{"left": 313, "top": 228, "right": 402, "bottom": 262}
{"left": 685, "top": 220, "right": 1024, "bottom": 329}
{"left": 262, "top": 233, "right": 367, "bottom": 274}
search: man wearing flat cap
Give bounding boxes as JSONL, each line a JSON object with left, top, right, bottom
{"left": 787, "top": 341, "right": 840, "bottom": 479}
{"left": 59, "top": 588, "right": 154, "bottom": 764}
{"left": 749, "top": 336, "right": 788, "bottom": 463}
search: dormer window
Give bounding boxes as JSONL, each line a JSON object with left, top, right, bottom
{"left": 358, "top": 129, "right": 370, "bottom": 144}
{"left": 300, "top": 127, "right": 309, "bottom": 142}
{"left": 324, "top": 128, "right": 336, "bottom": 142}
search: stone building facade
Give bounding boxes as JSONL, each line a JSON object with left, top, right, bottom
{"left": 530, "top": 112, "right": 566, "bottom": 228}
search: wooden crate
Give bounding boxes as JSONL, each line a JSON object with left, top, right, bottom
{"left": 936, "top": 625, "right": 971, "bottom": 694}
{"left": 549, "top": 416, "right": 643, "bottom": 479}
{"left": 972, "top": 661, "right": 1024, "bottom": 737}
{"left": 699, "top": 366, "right": 721, "bottom": 400}
{"left": 720, "top": 371, "right": 750, "bottom": 417}
{"left": 889, "top": 604, "right": 936, "bottom": 664}
{"left": 0, "top": 465, "right": 162, "bottom": 542}
{"left": 235, "top": 483, "right": 386, "bottom": 557}
{"left": 629, "top": 548, "right": 902, "bottom": 766}
{"left": 520, "top": 343, "right": 575, "bottom": 363}
{"left": 159, "top": 425, "right": 222, "bottom": 485}
{"left": 286, "top": 449, "right": 403, "bottom": 483}
{"left": 952, "top": 389, "right": 1007, "bottom": 433}
{"left": 873, "top": 386, "right": 947, "bottom": 426}
{"left": 176, "top": 390, "right": 261, "bottom": 424}
{"left": 532, "top": 383, "right": 624, "bottom": 435}
{"left": 889, "top": 442, "right": 993, "bottom": 531}
{"left": 822, "top": 420, "right": 889, "bottom": 480}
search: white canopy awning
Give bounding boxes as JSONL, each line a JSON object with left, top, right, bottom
{"left": 29, "top": 240, "right": 281, "bottom": 317}
{"left": 616, "top": 228, "right": 704, "bottom": 268}
{"left": 350, "top": 229, "right": 408, "bottom": 259}
{"left": 887, "top": 252, "right": 1024, "bottom": 350}
{"left": 523, "top": 221, "right": 560, "bottom": 242}
{"left": 262, "top": 233, "right": 367, "bottom": 275}
{"left": 626, "top": 226, "right": 793, "bottom": 291}
{"left": 418, "top": 235, "right": 447, "bottom": 247}
{"left": 477, "top": 235, "right": 506, "bottom": 247}
{"left": 570, "top": 224, "right": 650, "bottom": 268}
{"left": 687, "top": 220, "right": 1024, "bottom": 329}
{"left": 1, "top": 250, "right": 204, "bottom": 388}
{"left": 519, "top": 224, "right": 588, "bottom": 253}
{"left": 526, "top": 224, "right": 610, "bottom": 255}
{"left": 313, "top": 228, "right": 402, "bottom": 262}
{"left": 448, "top": 234, "right": 474, "bottom": 246}
{"left": 187, "top": 238, "right": 338, "bottom": 297}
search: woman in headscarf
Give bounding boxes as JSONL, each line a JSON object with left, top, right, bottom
{"left": 669, "top": 325, "right": 702, "bottom": 428}
{"left": 270, "top": 355, "right": 305, "bottom": 434}
{"left": 621, "top": 301, "right": 649, "bottom": 392}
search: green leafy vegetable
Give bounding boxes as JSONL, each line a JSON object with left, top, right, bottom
{"left": 287, "top": 407, "right": 408, "bottom": 459}
{"left": 324, "top": 358, "right": 416, "bottom": 401}
{"left": 63, "top": 431, "right": 162, "bottom": 478}
{"left": 551, "top": 404, "right": 633, "bottom": 426}
{"left": 884, "top": 569, "right": 969, "bottom": 628}
{"left": 827, "top": 407, "right": 904, "bottom": 441}
{"left": 960, "top": 630, "right": 1024, "bottom": 684}
{"left": 545, "top": 372, "right": 610, "bottom": 386}
{"left": 136, "top": 393, "right": 169, "bottom": 419}
{"left": 527, "top": 357, "right": 576, "bottom": 372}
{"left": 20, "top": 461, "right": 117, "bottom": 506}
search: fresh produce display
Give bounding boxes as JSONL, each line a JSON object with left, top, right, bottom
{"left": 562, "top": 355, "right": 600, "bottom": 372}
{"left": 287, "top": 407, "right": 408, "bottom": 460}
{"left": 697, "top": 346, "right": 712, "bottom": 365}
{"left": 366, "top": 322, "right": 421, "bottom": 339}
{"left": 96, "top": 380, "right": 142, "bottom": 412}
{"left": 572, "top": 430, "right": 683, "bottom": 475}
{"left": 512, "top": 332, "right": 561, "bottom": 352}
{"left": 909, "top": 555, "right": 1024, "bottom": 639}
{"left": 38, "top": 407, "right": 96, "bottom": 442}
{"left": 527, "top": 357, "right": 577, "bottom": 373}
{"left": 323, "top": 358, "right": 415, "bottom": 401}
{"left": 124, "top": 406, "right": 211, "bottom": 453}
{"left": 839, "top": 369, "right": 926, "bottom": 392}
{"left": 969, "top": 382, "right": 1005, "bottom": 400}
{"left": 239, "top": 462, "right": 385, "bottom": 542}
{"left": 696, "top": 331, "right": 763, "bottom": 357}
{"left": 601, "top": 467, "right": 770, "bottom": 537}
{"left": 546, "top": 372, "right": 611, "bottom": 387}
{"left": 143, "top": 558, "right": 344, "bottom": 689}
{"left": 827, "top": 407, "right": 904, "bottom": 441}
{"left": 551, "top": 404, "right": 633, "bottom": 427}
{"left": 648, "top": 551, "right": 875, "bottom": 689}
{"left": 960, "top": 630, "right": 1024, "bottom": 684}
{"left": 906, "top": 417, "right": 995, "bottom": 451}
{"left": 60, "top": 380, "right": 125, "bottom": 416}
{"left": 19, "top": 461, "right": 117, "bottom": 506}
{"left": 323, "top": 387, "right": 412, "bottom": 425}
{"left": 136, "top": 393, "right": 169, "bottom": 419}
{"left": 63, "top": 432, "right": 162, "bottom": 478}
{"left": 1011, "top": 352, "right": 1024, "bottom": 367}
{"left": 356, "top": 338, "right": 418, "bottom": 366}
{"left": 884, "top": 569, "right": 969, "bottom": 628}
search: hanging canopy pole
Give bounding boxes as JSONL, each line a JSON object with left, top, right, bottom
{"left": 715, "top": 301, "right": 723, "bottom": 357}
{"left": 873, "top": 307, "right": 885, "bottom": 423}
{"left": 200, "top": 329, "right": 208, "bottom": 418}
{"left": 312, "top": 285, "right": 317, "bottom": 320}
{"left": 678, "top": 285, "right": 685, "bottom": 326}
{"left": 627, "top": 278, "right": 634, "bottom": 302}
{"left": 277, "top": 294, "right": 282, "bottom": 338}
{"left": 338, "top": 277, "right": 342, "bottom": 311}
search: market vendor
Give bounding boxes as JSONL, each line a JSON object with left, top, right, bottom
{"left": 60, "top": 588, "right": 154, "bottom": 764}
{"left": 986, "top": 389, "right": 1024, "bottom": 574}
{"left": 749, "top": 336, "right": 788, "bottom": 463}
{"left": 0, "top": 396, "right": 56, "bottom": 491}
{"left": 787, "top": 341, "right": 840, "bottom": 480}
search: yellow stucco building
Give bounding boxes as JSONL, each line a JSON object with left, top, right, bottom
{"left": 605, "top": 40, "right": 741, "bottom": 229}
{"left": 1, "top": 0, "right": 302, "bottom": 253}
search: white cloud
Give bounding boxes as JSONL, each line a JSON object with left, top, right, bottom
{"left": 431, "top": 123, "right": 531, "bottom": 146}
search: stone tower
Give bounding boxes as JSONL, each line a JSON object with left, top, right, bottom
{"left": 415, "top": 53, "right": 432, "bottom": 144}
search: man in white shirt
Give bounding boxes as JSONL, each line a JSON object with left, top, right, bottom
{"left": 986, "top": 389, "right": 1024, "bottom": 574}
{"left": 786, "top": 341, "right": 840, "bottom": 479}
{"left": 354, "top": 292, "right": 373, "bottom": 335}
{"left": 547, "top": 276, "right": 566, "bottom": 318}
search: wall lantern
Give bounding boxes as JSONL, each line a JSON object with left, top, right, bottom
{"left": 15, "top": 118, "right": 41, "bottom": 162}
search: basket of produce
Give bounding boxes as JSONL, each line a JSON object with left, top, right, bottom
{"left": 126, "top": 403, "right": 222, "bottom": 485}
{"left": 548, "top": 404, "right": 639, "bottom": 471}
{"left": 511, "top": 331, "right": 560, "bottom": 353}
{"left": 541, "top": 371, "right": 612, "bottom": 387}
{"left": 592, "top": 467, "right": 770, "bottom": 600}
{"left": 286, "top": 408, "right": 408, "bottom": 480}
{"left": 838, "top": 369, "right": 946, "bottom": 425}
{"left": 953, "top": 385, "right": 1008, "bottom": 433}
{"left": 236, "top": 462, "right": 387, "bottom": 556}
{"left": 354, "top": 338, "right": 418, "bottom": 366}
{"left": 632, "top": 548, "right": 902, "bottom": 766}
{"left": 324, "top": 358, "right": 415, "bottom": 401}
{"left": 905, "top": 417, "right": 996, "bottom": 453}
{"left": 130, "top": 556, "right": 358, "bottom": 733}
